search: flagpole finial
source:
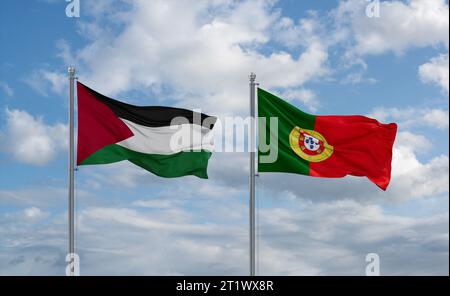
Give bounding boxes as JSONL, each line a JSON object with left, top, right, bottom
{"left": 68, "top": 66, "right": 76, "bottom": 76}
{"left": 249, "top": 72, "right": 256, "bottom": 82}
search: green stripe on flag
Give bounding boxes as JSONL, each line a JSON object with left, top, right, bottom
{"left": 81, "top": 144, "right": 212, "bottom": 179}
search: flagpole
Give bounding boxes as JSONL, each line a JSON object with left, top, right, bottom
{"left": 67, "top": 66, "right": 76, "bottom": 276}
{"left": 249, "top": 72, "right": 256, "bottom": 276}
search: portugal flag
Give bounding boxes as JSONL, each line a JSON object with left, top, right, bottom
{"left": 258, "top": 88, "right": 397, "bottom": 190}
{"left": 77, "top": 82, "right": 216, "bottom": 178}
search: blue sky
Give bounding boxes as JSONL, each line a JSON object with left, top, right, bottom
{"left": 0, "top": 0, "right": 449, "bottom": 275}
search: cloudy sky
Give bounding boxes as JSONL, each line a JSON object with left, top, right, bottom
{"left": 0, "top": 0, "right": 448, "bottom": 275}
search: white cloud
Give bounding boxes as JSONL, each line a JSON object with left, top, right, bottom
{"left": 423, "top": 108, "right": 450, "bottom": 129}
{"left": 25, "top": 69, "right": 66, "bottom": 97}
{"left": 369, "top": 107, "right": 449, "bottom": 130}
{"left": 321, "top": 0, "right": 450, "bottom": 85}
{"left": 395, "top": 131, "right": 430, "bottom": 153}
{"left": 419, "top": 53, "right": 449, "bottom": 94}
{"left": 340, "top": 71, "right": 377, "bottom": 85}
{"left": 335, "top": 0, "right": 449, "bottom": 55}
{"left": 65, "top": 0, "right": 327, "bottom": 115}
{"left": 273, "top": 12, "right": 328, "bottom": 49}
{"left": 1, "top": 109, "right": 67, "bottom": 165}
{"left": 0, "top": 81, "right": 13, "bottom": 97}
{"left": 23, "top": 207, "right": 49, "bottom": 223}
{"left": 390, "top": 137, "right": 449, "bottom": 201}
{"left": 24, "top": 207, "right": 45, "bottom": 219}
{"left": 257, "top": 199, "right": 449, "bottom": 275}
{"left": 0, "top": 195, "right": 447, "bottom": 275}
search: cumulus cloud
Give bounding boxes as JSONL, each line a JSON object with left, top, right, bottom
{"left": 63, "top": 0, "right": 328, "bottom": 115}
{"left": 1, "top": 109, "right": 67, "bottom": 165}
{"left": 369, "top": 107, "right": 449, "bottom": 130}
{"left": 331, "top": 0, "right": 449, "bottom": 83}
{"left": 272, "top": 11, "right": 337, "bottom": 49}
{"left": 419, "top": 53, "right": 449, "bottom": 94}
{"left": 389, "top": 134, "right": 449, "bottom": 201}
{"left": 335, "top": 0, "right": 449, "bottom": 55}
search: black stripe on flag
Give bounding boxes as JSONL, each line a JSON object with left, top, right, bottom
{"left": 78, "top": 82, "right": 216, "bottom": 128}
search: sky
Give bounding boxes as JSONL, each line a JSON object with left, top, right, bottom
{"left": 0, "top": 0, "right": 448, "bottom": 275}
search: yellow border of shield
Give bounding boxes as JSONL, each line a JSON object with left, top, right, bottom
{"left": 289, "top": 127, "right": 334, "bottom": 163}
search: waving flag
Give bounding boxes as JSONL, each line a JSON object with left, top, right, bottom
{"left": 76, "top": 82, "right": 216, "bottom": 179}
{"left": 258, "top": 88, "right": 397, "bottom": 190}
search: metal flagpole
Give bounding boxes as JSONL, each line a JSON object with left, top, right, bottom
{"left": 249, "top": 72, "right": 256, "bottom": 276}
{"left": 67, "top": 66, "right": 76, "bottom": 276}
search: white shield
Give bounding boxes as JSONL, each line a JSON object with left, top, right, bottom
{"left": 303, "top": 134, "right": 320, "bottom": 151}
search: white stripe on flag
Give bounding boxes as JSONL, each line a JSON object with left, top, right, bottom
{"left": 116, "top": 118, "right": 214, "bottom": 155}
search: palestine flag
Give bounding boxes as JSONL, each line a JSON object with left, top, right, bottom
{"left": 258, "top": 88, "right": 397, "bottom": 190}
{"left": 77, "top": 82, "right": 216, "bottom": 179}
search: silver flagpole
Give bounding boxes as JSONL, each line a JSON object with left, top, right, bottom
{"left": 249, "top": 72, "right": 256, "bottom": 276}
{"left": 67, "top": 66, "right": 76, "bottom": 276}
